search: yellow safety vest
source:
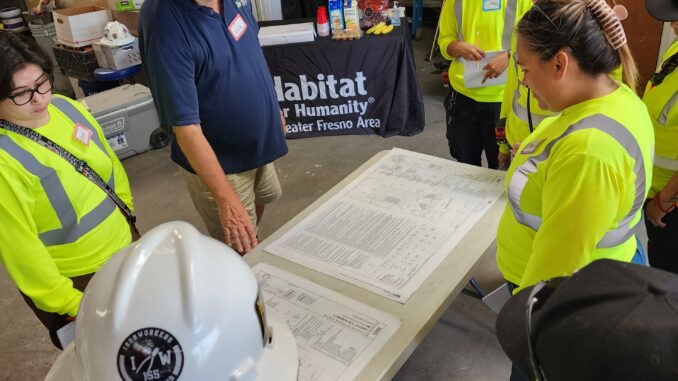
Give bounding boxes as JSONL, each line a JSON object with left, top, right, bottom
{"left": 438, "top": 0, "right": 532, "bottom": 102}
{"left": 643, "top": 39, "right": 678, "bottom": 198}
{"left": 0, "top": 95, "right": 133, "bottom": 316}
{"left": 496, "top": 84, "right": 654, "bottom": 289}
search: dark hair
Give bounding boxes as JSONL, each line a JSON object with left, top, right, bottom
{"left": 0, "top": 30, "right": 54, "bottom": 100}
{"left": 518, "top": 0, "right": 639, "bottom": 92}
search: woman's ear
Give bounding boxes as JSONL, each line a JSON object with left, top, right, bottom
{"left": 552, "top": 50, "right": 569, "bottom": 81}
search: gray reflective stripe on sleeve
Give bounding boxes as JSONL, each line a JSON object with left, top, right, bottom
{"left": 502, "top": 0, "right": 517, "bottom": 51}
{"left": 507, "top": 114, "right": 647, "bottom": 249}
{"left": 454, "top": 0, "right": 516, "bottom": 49}
{"left": 0, "top": 136, "right": 117, "bottom": 246}
{"left": 655, "top": 155, "right": 678, "bottom": 171}
{"left": 658, "top": 89, "right": 678, "bottom": 126}
{"left": 50, "top": 97, "right": 105, "bottom": 152}
{"left": 511, "top": 87, "right": 548, "bottom": 126}
{"left": 455, "top": 0, "right": 464, "bottom": 42}
{"left": 107, "top": 167, "right": 115, "bottom": 189}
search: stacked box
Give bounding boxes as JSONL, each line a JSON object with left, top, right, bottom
{"left": 92, "top": 40, "right": 141, "bottom": 70}
{"left": 53, "top": 6, "right": 111, "bottom": 47}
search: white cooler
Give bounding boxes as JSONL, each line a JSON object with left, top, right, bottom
{"left": 80, "top": 84, "right": 168, "bottom": 159}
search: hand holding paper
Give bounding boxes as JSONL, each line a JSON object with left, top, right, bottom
{"left": 482, "top": 51, "right": 509, "bottom": 84}
{"left": 450, "top": 41, "right": 486, "bottom": 61}
{"left": 463, "top": 50, "right": 509, "bottom": 88}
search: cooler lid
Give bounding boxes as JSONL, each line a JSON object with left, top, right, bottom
{"left": 80, "top": 84, "right": 152, "bottom": 117}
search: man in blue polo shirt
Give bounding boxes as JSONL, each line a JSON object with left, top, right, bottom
{"left": 139, "top": 0, "right": 288, "bottom": 254}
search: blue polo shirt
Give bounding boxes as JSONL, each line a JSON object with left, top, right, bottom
{"left": 139, "top": 0, "right": 287, "bottom": 174}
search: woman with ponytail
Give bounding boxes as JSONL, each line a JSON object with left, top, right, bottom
{"left": 495, "top": 1, "right": 655, "bottom": 379}
{"left": 496, "top": 0, "right": 654, "bottom": 292}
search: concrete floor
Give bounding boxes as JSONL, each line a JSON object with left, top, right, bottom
{"left": 0, "top": 26, "right": 513, "bottom": 380}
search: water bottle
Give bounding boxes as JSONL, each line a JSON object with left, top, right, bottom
{"left": 391, "top": 1, "right": 401, "bottom": 26}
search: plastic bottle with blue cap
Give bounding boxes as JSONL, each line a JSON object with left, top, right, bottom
{"left": 391, "top": 1, "right": 401, "bottom": 26}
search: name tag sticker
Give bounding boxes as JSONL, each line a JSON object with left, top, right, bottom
{"left": 228, "top": 14, "right": 248, "bottom": 41}
{"left": 483, "top": 0, "right": 502, "bottom": 11}
{"left": 73, "top": 123, "right": 92, "bottom": 146}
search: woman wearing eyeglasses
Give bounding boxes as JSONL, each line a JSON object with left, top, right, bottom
{"left": 496, "top": 0, "right": 654, "bottom": 294}
{"left": 642, "top": 0, "right": 678, "bottom": 275}
{"left": 0, "top": 30, "right": 135, "bottom": 349}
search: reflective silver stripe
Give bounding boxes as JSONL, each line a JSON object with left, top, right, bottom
{"left": 0, "top": 137, "right": 117, "bottom": 246}
{"left": 454, "top": 0, "right": 517, "bottom": 49}
{"left": 658, "top": 89, "right": 678, "bottom": 126}
{"left": 107, "top": 167, "right": 115, "bottom": 188}
{"left": 51, "top": 97, "right": 105, "bottom": 152}
{"left": 507, "top": 114, "right": 646, "bottom": 249}
{"left": 511, "top": 87, "right": 548, "bottom": 126}
{"left": 655, "top": 155, "right": 678, "bottom": 171}
{"left": 455, "top": 0, "right": 464, "bottom": 42}
{"left": 502, "top": 0, "right": 517, "bottom": 51}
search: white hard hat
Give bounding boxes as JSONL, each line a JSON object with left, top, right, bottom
{"left": 100, "top": 21, "right": 136, "bottom": 46}
{"left": 45, "top": 221, "right": 299, "bottom": 381}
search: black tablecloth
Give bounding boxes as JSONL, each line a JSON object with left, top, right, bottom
{"left": 261, "top": 20, "right": 425, "bottom": 139}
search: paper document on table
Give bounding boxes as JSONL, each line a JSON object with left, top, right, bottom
{"left": 462, "top": 50, "right": 508, "bottom": 88}
{"left": 254, "top": 263, "right": 401, "bottom": 381}
{"left": 265, "top": 148, "right": 505, "bottom": 302}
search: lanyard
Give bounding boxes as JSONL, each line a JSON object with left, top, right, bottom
{"left": 0, "top": 119, "right": 137, "bottom": 230}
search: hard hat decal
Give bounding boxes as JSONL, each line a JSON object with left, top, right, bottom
{"left": 117, "top": 327, "right": 184, "bottom": 381}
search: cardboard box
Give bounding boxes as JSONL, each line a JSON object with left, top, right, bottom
{"left": 92, "top": 40, "right": 141, "bottom": 70}
{"left": 112, "top": 10, "right": 139, "bottom": 36}
{"left": 108, "top": 0, "right": 143, "bottom": 11}
{"left": 53, "top": 6, "right": 111, "bottom": 47}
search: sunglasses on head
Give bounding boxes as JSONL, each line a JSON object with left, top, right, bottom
{"left": 525, "top": 277, "right": 567, "bottom": 381}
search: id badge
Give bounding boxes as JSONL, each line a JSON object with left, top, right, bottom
{"left": 228, "top": 14, "right": 248, "bottom": 41}
{"left": 73, "top": 123, "right": 92, "bottom": 146}
{"left": 483, "top": 0, "right": 502, "bottom": 11}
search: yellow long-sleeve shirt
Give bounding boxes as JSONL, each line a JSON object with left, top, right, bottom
{"left": 0, "top": 95, "right": 133, "bottom": 316}
{"left": 438, "top": 0, "right": 533, "bottom": 103}
{"left": 497, "top": 84, "right": 654, "bottom": 289}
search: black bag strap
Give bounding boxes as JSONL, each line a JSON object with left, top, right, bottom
{"left": 527, "top": 87, "right": 534, "bottom": 133}
{"left": 650, "top": 51, "right": 678, "bottom": 86}
{"left": 0, "top": 119, "right": 138, "bottom": 234}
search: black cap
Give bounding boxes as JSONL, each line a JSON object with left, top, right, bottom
{"left": 496, "top": 259, "right": 678, "bottom": 381}
{"left": 646, "top": 0, "right": 678, "bottom": 21}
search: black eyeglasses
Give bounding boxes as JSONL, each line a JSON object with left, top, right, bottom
{"left": 525, "top": 277, "right": 566, "bottom": 381}
{"left": 8, "top": 75, "right": 53, "bottom": 106}
{"left": 650, "top": 54, "right": 678, "bottom": 86}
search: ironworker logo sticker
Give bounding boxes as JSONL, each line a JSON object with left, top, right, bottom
{"left": 118, "top": 327, "right": 183, "bottom": 381}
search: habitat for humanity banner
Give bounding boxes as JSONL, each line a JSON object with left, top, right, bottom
{"left": 261, "top": 29, "right": 425, "bottom": 139}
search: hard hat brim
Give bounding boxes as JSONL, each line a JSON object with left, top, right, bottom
{"left": 99, "top": 35, "right": 136, "bottom": 47}
{"left": 44, "top": 342, "right": 76, "bottom": 380}
{"left": 254, "top": 310, "right": 299, "bottom": 381}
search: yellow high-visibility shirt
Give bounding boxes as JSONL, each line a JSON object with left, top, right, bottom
{"left": 643, "top": 39, "right": 678, "bottom": 198}
{"left": 438, "top": 0, "right": 532, "bottom": 103}
{"left": 0, "top": 95, "right": 133, "bottom": 316}
{"left": 497, "top": 84, "right": 654, "bottom": 290}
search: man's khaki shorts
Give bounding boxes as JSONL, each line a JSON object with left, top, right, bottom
{"left": 181, "top": 163, "right": 281, "bottom": 241}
